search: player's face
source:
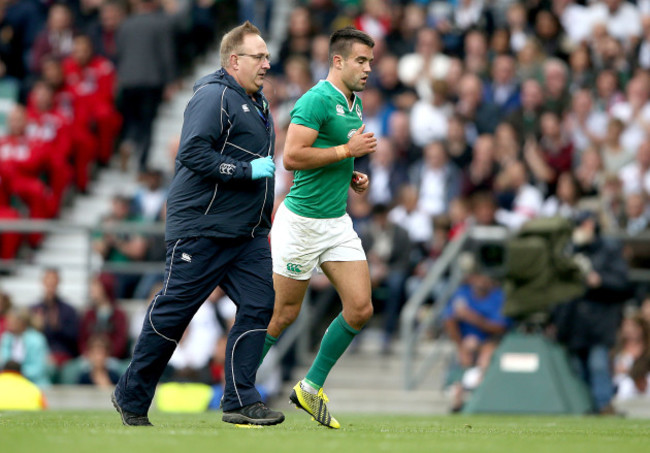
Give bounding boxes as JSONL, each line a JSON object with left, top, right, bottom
{"left": 234, "top": 34, "right": 271, "bottom": 95}
{"left": 341, "top": 42, "right": 373, "bottom": 93}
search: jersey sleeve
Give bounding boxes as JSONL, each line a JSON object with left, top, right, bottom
{"left": 290, "top": 90, "right": 328, "bottom": 131}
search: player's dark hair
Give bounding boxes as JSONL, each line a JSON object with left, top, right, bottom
{"left": 220, "top": 21, "right": 262, "bottom": 68}
{"left": 329, "top": 27, "right": 374, "bottom": 66}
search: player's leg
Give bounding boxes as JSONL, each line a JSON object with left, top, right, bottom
{"left": 263, "top": 202, "right": 319, "bottom": 361}
{"left": 112, "top": 237, "right": 227, "bottom": 424}
{"left": 218, "top": 236, "right": 284, "bottom": 425}
{"left": 289, "top": 260, "right": 371, "bottom": 429}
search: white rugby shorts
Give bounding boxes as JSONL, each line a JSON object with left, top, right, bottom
{"left": 271, "top": 202, "right": 366, "bottom": 280}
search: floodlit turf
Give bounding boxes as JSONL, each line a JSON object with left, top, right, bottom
{"left": 2, "top": 411, "right": 650, "bottom": 453}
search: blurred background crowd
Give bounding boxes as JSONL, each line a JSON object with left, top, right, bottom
{"left": 1, "top": 0, "right": 650, "bottom": 414}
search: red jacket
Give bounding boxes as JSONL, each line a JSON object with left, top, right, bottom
{"left": 78, "top": 306, "right": 129, "bottom": 359}
{"left": 63, "top": 56, "right": 117, "bottom": 106}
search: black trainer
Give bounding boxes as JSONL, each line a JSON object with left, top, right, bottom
{"left": 222, "top": 401, "right": 285, "bottom": 426}
{"left": 111, "top": 392, "right": 153, "bottom": 426}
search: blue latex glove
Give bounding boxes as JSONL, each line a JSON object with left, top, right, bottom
{"left": 250, "top": 156, "right": 275, "bottom": 180}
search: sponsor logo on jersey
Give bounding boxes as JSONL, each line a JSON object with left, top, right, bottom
{"left": 347, "top": 129, "right": 357, "bottom": 139}
{"left": 242, "top": 104, "right": 250, "bottom": 112}
{"left": 181, "top": 253, "right": 192, "bottom": 263}
{"left": 356, "top": 104, "right": 362, "bottom": 120}
{"left": 219, "top": 163, "right": 236, "bottom": 175}
{"left": 286, "top": 263, "right": 302, "bottom": 273}
{"left": 336, "top": 104, "right": 345, "bottom": 116}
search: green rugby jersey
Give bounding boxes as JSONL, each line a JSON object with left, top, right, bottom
{"left": 284, "top": 80, "right": 363, "bottom": 219}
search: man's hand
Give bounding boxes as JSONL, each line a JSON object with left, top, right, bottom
{"left": 346, "top": 124, "right": 377, "bottom": 158}
{"left": 351, "top": 171, "right": 369, "bottom": 193}
{"left": 586, "top": 271, "right": 602, "bottom": 288}
{"left": 251, "top": 156, "right": 275, "bottom": 180}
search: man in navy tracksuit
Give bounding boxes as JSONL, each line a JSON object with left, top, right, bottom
{"left": 111, "top": 22, "right": 284, "bottom": 426}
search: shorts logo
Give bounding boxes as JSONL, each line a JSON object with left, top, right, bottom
{"left": 286, "top": 263, "right": 302, "bottom": 273}
{"left": 336, "top": 104, "right": 345, "bottom": 116}
{"left": 219, "top": 163, "right": 236, "bottom": 175}
{"left": 356, "top": 104, "right": 362, "bottom": 120}
{"left": 181, "top": 253, "right": 192, "bottom": 263}
{"left": 242, "top": 104, "right": 250, "bottom": 112}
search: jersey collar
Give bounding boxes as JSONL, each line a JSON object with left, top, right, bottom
{"left": 323, "top": 80, "right": 358, "bottom": 111}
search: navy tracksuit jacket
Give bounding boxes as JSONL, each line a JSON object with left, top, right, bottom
{"left": 114, "top": 68, "right": 275, "bottom": 413}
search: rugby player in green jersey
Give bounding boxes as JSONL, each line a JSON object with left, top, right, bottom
{"left": 259, "top": 27, "right": 377, "bottom": 429}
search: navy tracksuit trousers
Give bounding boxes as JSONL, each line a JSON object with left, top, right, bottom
{"left": 113, "top": 235, "right": 274, "bottom": 413}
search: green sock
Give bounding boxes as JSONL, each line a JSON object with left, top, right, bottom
{"left": 259, "top": 333, "right": 278, "bottom": 365}
{"left": 305, "top": 313, "right": 360, "bottom": 389}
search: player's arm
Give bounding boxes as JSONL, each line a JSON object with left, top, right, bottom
{"left": 284, "top": 123, "right": 376, "bottom": 171}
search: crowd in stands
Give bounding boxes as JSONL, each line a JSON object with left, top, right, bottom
{"left": 2, "top": 0, "right": 650, "bottom": 414}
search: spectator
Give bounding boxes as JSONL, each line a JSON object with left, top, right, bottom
{"left": 615, "top": 356, "right": 650, "bottom": 400}
{"left": 79, "top": 274, "right": 129, "bottom": 359}
{"left": 541, "top": 172, "right": 582, "bottom": 220}
{"left": 445, "top": 115, "right": 473, "bottom": 170}
{"left": 588, "top": 0, "right": 642, "bottom": 47}
{"left": 398, "top": 27, "right": 449, "bottom": 103}
{"left": 0, "top": 308, "right": 50, "bottom": 387}
{"left": 610, "top": 76, "right": 650, "bottom": 153}
{"left": 387, "top": 109, "right": 421, "bottom": 165}
{"left": 360, "top": 204, "right": 412, "bottom": 354}
{"left": 619, "top": 139, "right": 650, "bottom": 196}
{"left": 87, "top": 0, "right": 126, "bottom": 63}
{"left": 555, "top": 211, "right": 629, "bottom": 414}
{"left": 375, "top": 53, "right": 418, "bottom": 110}
{"left": 0, "top": 360, "right": 46, "bottom": 410}
{"left": 493, "top": 122, "right": 521, "bottom": 169}
{"left": 167, "top": 300, "right": 221, "bottom": 384}
{"left": 525, "top": 111, "right": 574, "bottom": 192}
{"left": 612, "top": 313, "right": 650, "bottom": 390}
{"left": 622, "top": 193, "right": 649, "bottom": 236}
{"left": 507, "top": 78, "right": 544, "bottom": 141}
{"left": 456, "top": 73, "right": 501, "bottom": 140}
{"left": 388, "top": 184, "right": 433, "bottom": 251}
{"left": 542, "top": 58, "right": 571, "bottom": 115}
{"left": 410, "top": 79, "right": 453, "bottom": 146}
{"left": 92, "top": 195, "right": 147, "bottom": 299}
{"left": 575, "top": 146, "right": 604, "bottom": 197}
{"left": 506, "top": 2, "right": 531, "bottom": 54}
{"left": 30, "top": 268, "right": 79, "bottom": 366}
{"left": 567, "top": 45, "right": 595, "bottom": 93}
{"left": 461, "top": 134, "right": 498, "bottom": 196}
{"left": 132, "top": 169, "right": 167, "bottom": 222}
{"left": 77, "top": 334, "right": 121, "bottom": 387}
{"left": 277, "top": 6, "right": 315, "bottom": 69}
{"left": 0, "top": 105, "right": 58, "bottom": 222}
{"left": 495, "top": 160, "right": 543, "bottom": 230}
{"left": 410, "top": 141, "right": 461, "bottom": 218}
{"left": 483, "top": 55, "right": 521, "bottom": 117}
{"left": 30, "top": 3, "right": 76, "bottom": 74}
{"left": 357, "top": 137, "right": 408, "bottom": 207}
{"left": 116, "top": 0, "right": 176, "bottom": 171}
{"left": 564, "top": 88, "right": 607, "bottom": 156}
{"left": 63, "top": 33, "right": 122, "bottom": 166}
{"left": 0, "top": 204, "right": 22, "bottom": 260}
{"left": 442, "top": 265, "right": 509, "bottom": 412}
{"left": 593, "top": 69, "right": 625, "bottom": 114}
{"left": 0, "top": 290, "right": 12, "bottom": 336}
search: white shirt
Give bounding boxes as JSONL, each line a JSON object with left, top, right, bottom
{"left": 588, "top": 2, "right": 642, "bottom": 42}
{"left": 398, "top": 53, "right": 451, "bottom": 102}
{"left": 561, "top": 3, "right": 592, "bottom": 45}
{"left": 388, "top": 205, "right": 433, "bottom": 243}
{"left": 615, "top": 374, "right": 650, "bottom": 400}
{"left": 168, "top": 301, "right": 221, "bottom": 370}
{"left": 418, "top": 168, "right": 446, "bottom": 216}
{"left": 610, "top": 102, "right": 650, "bottom": 152}
{"left": 567, "top": 111, "right": 608, "bottom": 154}
{"left": 368, "top": 163, "right": 392, "bottom": 205}
{"left": 495, "top": 184, "right": 543, "bottom": 230}
{"left": 619, "top": 162, "right": 650, "bottom": 195}
{"left": 409, "top": 100, "right": 451, "bottom": 146}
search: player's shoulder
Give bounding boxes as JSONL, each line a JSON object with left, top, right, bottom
{"left": 299, "top": 81, "right": 340, "bottom": 104}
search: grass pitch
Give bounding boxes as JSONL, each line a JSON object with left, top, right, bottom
{"left": 2, "top": 411, "right": 650, "bottom": 453}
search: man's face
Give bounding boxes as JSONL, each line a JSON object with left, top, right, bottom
{"left": 339, "top": 42, "right": 373, "bottom": 93}
{"left": 233, "top": 34, "right": 271, "bottom": 95}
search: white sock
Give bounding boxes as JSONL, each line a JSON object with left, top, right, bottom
{"left": 301, "top": 379, "right": 319, "bottom": 394}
